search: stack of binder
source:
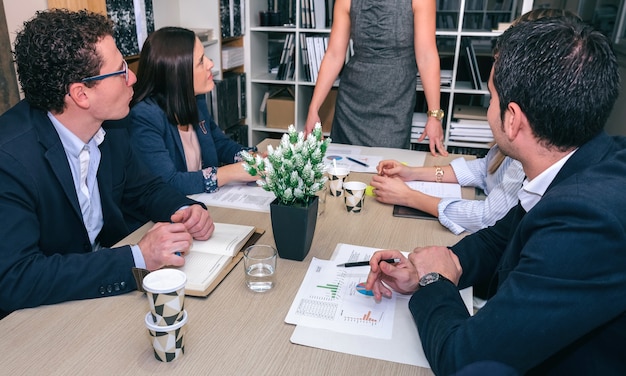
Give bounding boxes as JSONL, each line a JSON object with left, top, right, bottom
{"left": 303, "top": 35, "right": 329, "bottom": 82}
{"left": 449, "top": 104, "right": 493, "bottom": 143}
{"left": 300, "top": 0, "right": 333, "bottom": 29}
{"left": 220, "top": 0, "right": 245, "bottom": 38}
{"left": 276, "top": 34, "right": 296, "bottom": 80}
{"left": 208, "top": 72, "right": 246, "bottom": 130}
{"left": 462, "top": 39, "right": 483, "bottom": 90}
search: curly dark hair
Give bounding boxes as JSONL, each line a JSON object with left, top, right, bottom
{"left": 13, "top": 9, "right": 114, "bottom": 113}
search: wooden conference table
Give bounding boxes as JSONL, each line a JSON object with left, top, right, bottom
{"left": 0, "top": 142, "right": 474, "bottom": 376}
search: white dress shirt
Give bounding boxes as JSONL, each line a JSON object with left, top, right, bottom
{"left": 437, "top": 145, "right": 525, "bottom": 235}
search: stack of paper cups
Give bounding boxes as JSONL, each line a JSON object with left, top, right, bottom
{"left": 142, "top": 269, "right": 188, "bottom": 362}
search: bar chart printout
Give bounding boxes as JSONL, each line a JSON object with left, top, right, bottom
{"left": 285, "top": 258, "right": 396, "bottom": 339}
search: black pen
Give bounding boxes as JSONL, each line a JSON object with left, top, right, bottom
{"left": 336, "top": 258, "right": 400, "bottom": 268}
{"left": 347, "top": 157, "right": 369, "bottom": 168}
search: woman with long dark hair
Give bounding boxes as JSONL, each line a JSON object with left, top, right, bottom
{"left": 130, "top": 27, "right": 256, "bottom": 195}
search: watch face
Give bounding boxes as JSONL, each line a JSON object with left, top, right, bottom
{"left": 428, "top": 110, "right": 444, "bottom": 120}
{"left": 419, "top": 272, "right": 440, "bottom": 286}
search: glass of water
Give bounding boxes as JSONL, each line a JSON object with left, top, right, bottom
{"left": 243, "top": 245, "right": 277, "bottom": 292}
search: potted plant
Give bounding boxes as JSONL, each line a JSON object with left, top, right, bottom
{"left": 241, "top": 123, "right": 330, "bottom": 261}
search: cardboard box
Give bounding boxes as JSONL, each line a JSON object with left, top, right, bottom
{"left": 266, "top": 88, "right": 295, "bottom": 129}
{"left": 318, "top": 89, "right": 337, "bottom": 133}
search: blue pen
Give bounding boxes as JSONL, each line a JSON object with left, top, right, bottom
{"left": 347, "top": 157, "right": 369, "bottom": 168}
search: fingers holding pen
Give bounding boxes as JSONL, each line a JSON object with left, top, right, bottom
{"left": 366, "top": 250, "right": 418, "bottom": 302}
{"left": 139, "top": 222, "right": 193, "bottom": 270}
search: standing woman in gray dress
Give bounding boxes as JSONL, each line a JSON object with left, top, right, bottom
{"left": 305, "top": 0, "right": 447, "bottom": 154}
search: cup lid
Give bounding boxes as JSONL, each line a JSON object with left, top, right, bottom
{"left": 142, "top": 269, "right": 187, "bottom": 294}
{"left": 343, "top": 181, "right": 367, "bottom": 190}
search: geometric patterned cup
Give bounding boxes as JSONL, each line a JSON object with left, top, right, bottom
{"left": 142, "top": 269, "right": 187, "bottom": 326}
{"left": 144, "top": 310, "right": 187, "bottom": 362}
{"left": 343, "top": 181, "right": 367, "bottom": 213}
{"left": 327, "top": 167, "right": 350, "bottom": 197}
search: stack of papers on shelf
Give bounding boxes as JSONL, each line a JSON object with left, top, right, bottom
{"left": 287, "top": 243, "right": 473, "bottom": 367}
{"left": 417, "top": 69, "right": 452, "bottom": 88}
{"left": 221, "top": 46, "right": 244, "bottom": 70}
{"left": 450, "top": 104, "right": 492, "bottom": 142}
{"left": 449, "top": 120, "right": 493, "bottom": 143}
{"left": 410, "top": 112, "right": 427, "bottom": 142}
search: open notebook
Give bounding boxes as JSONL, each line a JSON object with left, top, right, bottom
{"left": 178, "top": 223, "right": 258, "bottom": 296}
{"left": 132, "top": 223, "right": 263, "bottom": 297}
{"left": 392, "top": 181, "right": 462, "bottom": 221}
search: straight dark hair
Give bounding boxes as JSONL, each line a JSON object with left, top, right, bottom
{"left": 132, "top": 27, "right": 198, "bottom": 126}
{"left": 493, "top": 17, "right": 619, "bottom": 150}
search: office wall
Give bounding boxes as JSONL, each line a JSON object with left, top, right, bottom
{"left": 2, "top": 0, "right": 47, "bottom": 101}
{"left": 4, "top": 0, "right": 46, "bottom": 46}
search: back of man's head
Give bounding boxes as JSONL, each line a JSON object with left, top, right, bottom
{"left": 13, "top": 9, "right": 114, "bottom": 114}
{"left": 493, "top": 16, "right": 619, "bottom": 150}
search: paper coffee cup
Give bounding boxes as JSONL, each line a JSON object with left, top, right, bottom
{"left": 343, "top": 181, "right": 367, "bottom": 213}
{"left": 328, "top": 167, "right": 350, "bottom": 197}
{"left": 142, "top": 269, "right": 187, "bottom": 326}
{"left": 145, "top": 310, "right": 188, "bottom": 362}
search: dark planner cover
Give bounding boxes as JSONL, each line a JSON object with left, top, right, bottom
{"left": 392, "top": 205, "right": 437, "bottom": 220}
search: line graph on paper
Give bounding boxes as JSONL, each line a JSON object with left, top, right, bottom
{"left": 286, "top": 258, "right": 396, "bottom": 339}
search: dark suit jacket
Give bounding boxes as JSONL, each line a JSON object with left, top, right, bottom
{"left": 409, "top": 132, "right": 626, "bottom": 375}
{"left": 0, "top": 100, "right": 202, "bottom": 315}
{"left": 128, "top": 95, "right": 245, "bottom": 195}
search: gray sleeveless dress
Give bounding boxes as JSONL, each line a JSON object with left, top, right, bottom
{"left": 330, "top": 0, "right": 417, "bottom": 149}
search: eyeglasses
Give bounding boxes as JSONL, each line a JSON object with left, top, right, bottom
{"left": 81, "top": 60, "right": 128, "bottom": 84}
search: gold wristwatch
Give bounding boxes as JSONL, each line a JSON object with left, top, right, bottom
{"left": 427, "top": 109, "right": 445, "bottom": 120}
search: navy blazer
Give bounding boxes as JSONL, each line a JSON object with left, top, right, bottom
{"left": 128, "top": 95, "right": 245, "bottom": 195}
{"left": 0, "top": 100, "right": 201, "bottom": 315}
{"left": 409, "top": 132, "right": 626, "bottom": 375}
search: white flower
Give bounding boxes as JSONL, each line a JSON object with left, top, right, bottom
{"left": 242, "top": 123, "right": 331, "bottom": 206}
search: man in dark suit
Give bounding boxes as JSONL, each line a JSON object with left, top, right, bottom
{"left": 0, "top": 9, "right": 215, "bottom": 317}
{"left": 366, "top": 15, "right": 626, "bottom": 375}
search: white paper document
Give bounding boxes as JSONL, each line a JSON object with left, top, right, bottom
{"left": 188, "top": 182, "right": 276, "bottom": 212}
{"left": 323, "top": 154, "right": 382, "bottom": 173}
{"left": 323, "top": 144, "right": 380, "bottom": 173}
{"left": 405, "top": 181, "right": 462, "bottom": 198}
{"left": 288, "top": 243, "right": 473, "bottom": 368}
{"left": 321, "top": 143, "right": 427, "bottom": 173}
{"left": 285, "top": 257, "right": 396, "bottom": 339}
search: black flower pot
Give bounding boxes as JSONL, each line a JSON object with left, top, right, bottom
{"left": 270, "top": 196, "right": 319, "bottom": 261}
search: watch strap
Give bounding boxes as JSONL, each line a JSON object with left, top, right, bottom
{"left": 419, "top": 272, "right": 453, "bottom": 287}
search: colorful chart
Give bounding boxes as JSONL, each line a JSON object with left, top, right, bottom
{"left": 355, "top": 282, "right": 374, "bottom": 296}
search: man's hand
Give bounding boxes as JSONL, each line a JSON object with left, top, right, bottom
{"left": 138, "top": 222, "right": 193, "bottom": 270}
{"left": 365, "top": 250, "right": 420, "bottom": 302}
{"left": 408, "top": 246, "right": 462, "bottom": 285}
{"left": 170, "top": 204, "right": 214, "bottom": 240}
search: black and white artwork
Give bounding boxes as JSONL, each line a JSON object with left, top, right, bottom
{"left": 106, "top": 0, "right": 155, "bottom": 56}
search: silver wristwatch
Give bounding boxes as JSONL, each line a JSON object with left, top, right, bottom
{"left": 419, "top": 272, "right": 452, "bottom": 287}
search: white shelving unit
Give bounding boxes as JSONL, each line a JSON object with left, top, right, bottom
{"left": 244, "top": 0, "right": 526, "bottom": 150}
